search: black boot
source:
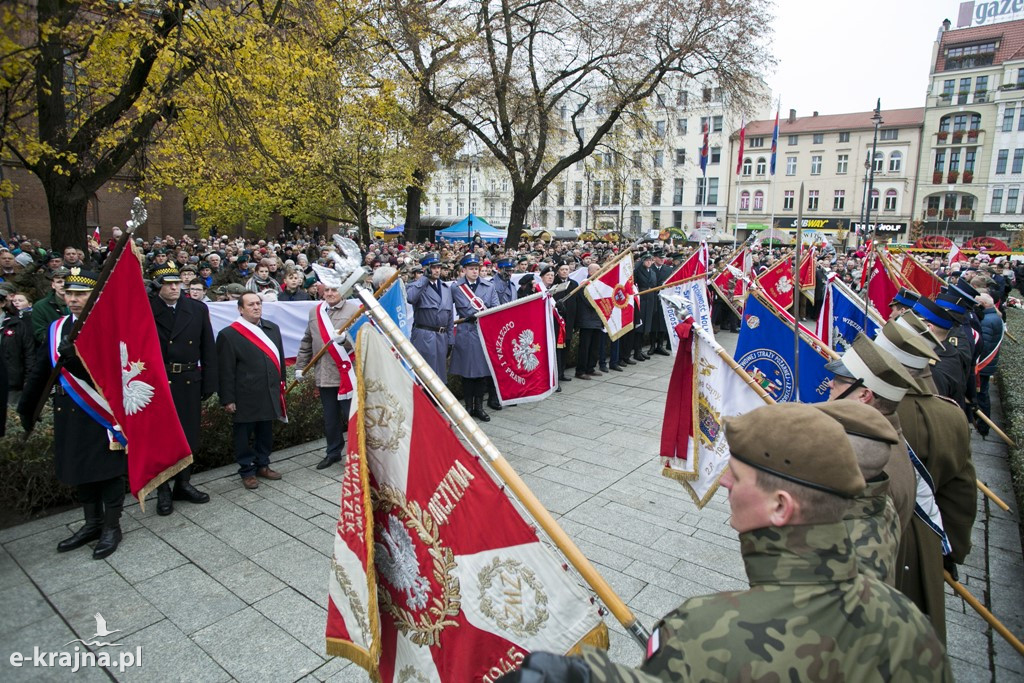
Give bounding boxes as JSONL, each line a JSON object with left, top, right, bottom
{"left": 487, "top": 394, "right": 503, "bottom": 411}
{"left": 92, "top": 508, "right": 122, "bottom": 560}
{"left": 471, "top": 397, "right": 490, "bottom": 422}
{"left": 653, "top": 345, "right": 671, "bottom": 356}
{"left": 157, "top": 483, "right": 173, "bottom": 516}
{"left": 57, "top": 503, "right": 103, "bottom": 553}
{"left": 172, "top": 468, "right": 210, "bottom": 504}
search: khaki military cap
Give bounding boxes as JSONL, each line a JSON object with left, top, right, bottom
{"left": 875, "top": 320, "right": 938, "bottom": 370}
{"left": 894, "top": 311, "right": 940, "bottom": 347}
{"left": 824, "top": 333, "right": 916, "bottom": 403}
{"left": 725, "top": 403, "right": 865, "bottom": 498}
{"left": 812, "top": 401, "right": 899, "bottom": 444}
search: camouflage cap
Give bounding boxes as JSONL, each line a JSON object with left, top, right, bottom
{"left": 894, "top": 311, "right": 941, "bottom": 347}
{"left": 725, "top": 403, "right": 865, "bottom": 498}
{"left": 875, "top": 319, "right": 938, "bottom": 370}
{"left": 824, "top": 333, "right": 916, "bottom": 402}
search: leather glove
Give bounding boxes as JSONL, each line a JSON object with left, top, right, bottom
{"left": 495, "top": 653, "right": 591, "bottom": 683}
{"left": 57, "top": 338, "right": 76, "bottom": 359}
{"left": 294, "top": 369, "right": 305, "bottom": 382}
{"left": 463, "top": 312, "right": 478, "bottom": 324}
{"left": 555, "top": 301, "right": 566, "bottom": 315}
{"left": 943, "top": 554, "right": 959, "bottom": 582}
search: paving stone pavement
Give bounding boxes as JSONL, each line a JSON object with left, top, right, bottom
{"left": 0, "top": 331, "right": 1020, "bottom": 681}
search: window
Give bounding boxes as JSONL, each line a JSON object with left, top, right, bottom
{"left": 630, "top": 210, "right": 641, "bottom": 231}
{"left": 997, "top": 149, "right": 1009, "bottom": 174}
{"left": 742, "top": 158, "right": 752, "bottom": 176}
{"left": 811, "top": 155, "right": 822, "bottom": 175}
{"left": 696, "top": 178, "right": 706, "bottom": 205}
{"left": 837, "top": 154, "right": 849, "bottom": 174}
{"left": 574, "top": 210, "right": 582, "bottom": 228}
{"left": 950, "top": 149, "right": 960, "bottom": 172}
{"left": 1018, "top": 68, "right": 1024, "bottom": 88}
{"left": 756, "top": 157, "right": 767, "bottom": 175}
{"left": 677, "top": 118, "right": 688, "bottom": 134}
{"left": 710, "top": 146, "right": 721, "bottom": 164}
{"left": 471, "top": 177, "right": 478, "bottom": 192}
{"left": 839, "top": 132, "right": 850, "bottom": 143}
{"left": 675, "top": 148, "right": 687, "bottom": 165}
{"left": 502, "top": 179, "right": 508, "bottom": 191}
{"left": 812, "top": 133, "right": 824, "bottom": 144}
{"left": 653, "top": 150, "right": 664, "bottom": 168}
{"left": 873, "top": 151, "right": 884, "bottom": 172}
{"left": 942, "top": 79, "right": 955, "bottom": 99}
{"left": 592, "top": 180, "right": 603, "bottom": 206}
{"left": 702, "top": 87, "right": 712, "bottom": 103}
{"left": 676, "top": 90, "right": 688, "bottom": 107}
{"left": 807, "top": 190, "right": 819, "bottom": 210}
{"left": 788, "top": 135, "right": 799, "bottom": 145}
{"left": 965, "top": 148, "right": 976, "bottom": 173}
{"left": 651, "top": 179, "right": 662, "bottom": 204}
{"left": 740, "top": 190, "right": 750, "bottom": 210}
{"left": 783, "top": 190, "right": 795, "bottom": 210}
{"left": 673, "top": 211, "right": 683, "bottom": 228}
{"left": 992, "top": 188, "right": 1004, "bottom": 213}
{"left": 889, "top": 151, "right": 902, "bottom": 173}
{"left": 1014, "top": 149, "right": 1024, "bottom": 174}
{"left": 970, "top": 113, "right": 981, "bottom": 130}
{"left": 574, "top": 181, "right": 583, "bottom": 204}
{"left": 952, "top": 113, "right": 969, "bottom": 131}
{"left": 1004, "top": 105, "right": 1016, "bottom": 132}
{"left": 975, "top": 75, "right": 989, "bottom": 100}
{"left": 695, "top": 178, "right": 718, "bottom": 205}
{"left": 753, "top": 190, "right": 764, "bottom": 211}
{"left": 182, "top": 199, "right": 196, "bottom": 228}
{"left": 869, "top": 189, "right": 879, "bottom": 211}
{"left": 833, "top": 190, "right": 845, "bottom": 210}
{"left": 712, "top": 116, "right": 723, "bottom": 132}
{"left": 673, "top": 178, "right": 684, "bottom": 205}
{"left": 786, "top": 156, "right": 797, "bottom": 176}
{"left": 880, "top": 129, "right": 898, "bottom": 141}
{"left": 748, "top": 136, "right": 765, "bottom": 148}
{"left": 540, "top": 189, "right": 548, "bottom": 206}
{"left": 700, "top": 116, "right": 709, "bottom": 132}
{"left": 1019, "top": 109, "right": 1024, "bottom": 131}
{"left": 458, "top": 201, "right": 465, "bottom": 214}
{"left": 935, "top": 151, "right": 946, "bottom": 173}
{"left": 557, "top": 182, "right": 565, "bottom": 204}
{"left": 945, "top": 41, "right": 997, "bottom": 70}
{"left": 656, "top": 120, "right": 666, "bottom": 138}
{"left": 707, "top": 178, "right": 719, "bottom": 204}
{"left": 958, "top": 78, "right": 971, "bottom": 103}
{"left": 651, "top": 211, "right": 661, "bottom": 229}
{"left": 447, "top": 200, "right": 453, "bottom": 215}
{"left": 884, "top": 189, "right": 897, "bottom": 212}
{"left": 1008, "top": 188, "right": 1019, "bottom": 213}
{"left": 631, "top": 179, "right": 641, "bottom": 205}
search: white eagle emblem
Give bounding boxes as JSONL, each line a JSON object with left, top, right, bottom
{"left": 120, "top": 342, "right": 155, "bottom": 415}
{"left": 511, "top": 329, "right": 541, "bottom": 373}
{"left": 374, "top": 513, "right": 430, "bottom": 611}
{"left": 775, "top": 276, "right": 793, "bottom": 295}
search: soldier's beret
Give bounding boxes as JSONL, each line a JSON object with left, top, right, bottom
{"left": 894, "top": 311, "right": 942, "bottom": 346}
{"left": 824, "top": 333, "right": 916, "bottom": 402}
{"left": 48, "top": 266, "right": 71, "bottom": 280}
{"left": 812, "top": 401, "right": 897, "bottom": 479}
{"left": 912, "top": 296, "right": 955, "bottom": 330}
{"left": 875, "top": 319, "right": 938, "bottom": 369}
{"left": 725, "top": 403, "right": 865, "bottom": 498}
{"left": 199, "top": 261, "right": 212, "bottom": 270}
{"left": 48, "top": 251, "right": 62, "bottom": 260}
{"left": 212, "top": 286, "right": 226, "bottom": 295}
{"left": 224, "top": 283, "right": 247, "bottom": 295}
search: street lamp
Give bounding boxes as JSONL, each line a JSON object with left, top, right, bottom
{"left": 861, "top": 99, "right": 883, "bottom": 247}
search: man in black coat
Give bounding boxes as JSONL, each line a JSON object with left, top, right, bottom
{"left": 216, "top": 292, "right": 286, "bottom": 490}
{"left": 19, "top": 269, "right": 127, "bottom": 559}
{"left": 649, "top": 249, "right": 672, "bottom": 355}
{"left": 150, "top": 262, "right": 218, "bottom": 515}
{"left": 633, "top": 252, "right": 657, "bottom": 362}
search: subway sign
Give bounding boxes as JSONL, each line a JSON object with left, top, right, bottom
{"left": 958, "top": 0, "right": 1024, "bottom": 27}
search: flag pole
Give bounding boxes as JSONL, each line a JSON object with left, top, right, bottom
{"left": 945, "top": 571, "right": 1024, "bottom": 655}
{"left": 353, "top": 285, "right": 652, "bottom": 650}
{"left": 27, "top": 198, "right": 145, "bottom": 432}
{"left": 793, "top": 183, "right": 804, "bottom": 400}
{"left": 284, "top": 270, "right": 402, "bottom": 396}
{"left": 559, "top": 246, "right": 634, "bottom": 303}
{"left": 690, "top": 322, "right": 775, "bottom": 405}
{"left": 635, "top": 270, "right": 707, "bottom": 296}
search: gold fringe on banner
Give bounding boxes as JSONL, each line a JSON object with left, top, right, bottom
{"left": 136, "top": 455, "right": 193, "bottom": 513}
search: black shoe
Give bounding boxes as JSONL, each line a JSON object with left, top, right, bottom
{"left": 653, "top": 347, "right": 671, "bottom": 357}
{"left": 471, "top": 398, "right": 490, "bottom": 422}
{"left": 621, "top": 357, "right": 636, "bottom": 365}
{"left": 316, "top": 455, "right": 342, "bottom": 470}
{"left": 172, "top": 480, "right": 210, "bottom": 504}
{"left": 633, "top": 352, "right": 648, "bottom": 362}
{"left": 558, "top": 375, "right": 573, "bottom": 382}
{"left": 92, "top": 526, "right": 122, "bottom": 560}
{"left": 556, "top": 385, "right": 562, "bottom": 392}
{"left": 487, "top": 396, "right": 503, "bottom": 411}
{"left": 599, "top": 366, "right": 609, "bottom": 373}
{"left": 157, "top": 484, "right": 173, "bottom": 516}
{"left": 609, "top": 364, "right": 623, "bottom": 372}
{"left": 57, "top": 503, "right": 103, "bottom": 553}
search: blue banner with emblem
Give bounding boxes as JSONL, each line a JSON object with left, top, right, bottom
{"left": 734, "top": 294, "right": 831, "bottom": 403}
{"left": 829, "top": 281, "right": 882, "bottom": 352}
{"left": 347, "top": 280, "right": 411, "bottom": 341}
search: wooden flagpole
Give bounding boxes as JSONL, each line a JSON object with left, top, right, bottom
{"left": 690, "top": 323, "right": 775, "bottom": 405}
{"left": 793, "top": 184, "right": 804, "bottom": 400}
{"left": 945, "top": 571, "right": 1024, "bottom": 655}
{"left": 636, "top": 269, "right": 708, "bottom": 297}
{"left": 709, "top": 280, "right": 742, "bottom": 320}
{"left": 890, "top": 247, "right": 947, "bottom": 291}
{"left": 976, "top": 478, "right": 1012, "bottom": 512}
{"left": 354, "top": 285, "right": 652, "bottom": 650}
{"left": 973, "top": 408, "right": 1017, "bottom": 449}
{"left": 284, "top": 270, "right": 402, "bottom": 396}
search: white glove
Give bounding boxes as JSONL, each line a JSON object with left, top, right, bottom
{"left": 332, "top": 331, "right": 349, "bottom": 345}
{"left": 294, "top": 369, "right": 305, "bottom": 382}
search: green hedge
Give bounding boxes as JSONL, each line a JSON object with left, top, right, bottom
{"left": 996, "top": 307, "right": 1024, "bottom": 518}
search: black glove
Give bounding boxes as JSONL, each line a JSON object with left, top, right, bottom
{"left": 555, "top": 302, "right": 566, "bottom": 315}
{"left": 201, "top": 392, "right": 215, "bottom": 401}
{"left": 57, "top": 338, "right": 76, "bottom": 359}
{"left": 943, "top": 554, "right": 959, "bottom": 582}
{"left": 464, "top": 312, "right": 478, "bottom": 323}
{"left": 495, "top": 653, "right": 591, "bottom": 683}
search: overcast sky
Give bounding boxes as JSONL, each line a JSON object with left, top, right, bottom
{"left": 765, "top": 0, "right": 957, "bottom": 117}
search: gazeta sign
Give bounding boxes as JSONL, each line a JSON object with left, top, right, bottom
{"left": 958, "top": 0, "right": 1024, "bottom": 28}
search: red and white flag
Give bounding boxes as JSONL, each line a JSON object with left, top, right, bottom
{"left": 754, "top": 257, "right": 796, "bottom": 309}
{"left": 74, "top": 248, "right": 193, "bottom": 505}
{"left": 949, "top": 242, "right": 968, "bottom": 264}
{"left": 798, "top": 247, "right": 816, "bottom": 300}
{"left": 91, "top": 226, "right": 101, "bottom": 243}
{"left": 660, "top": 320, "right": 766, "bottom": 507}
{"left": 713, "top": 248, "right": 749, "bottom": 298}
{"left": 899, "top": 253, "right": 943, "bottom": 299}
{"left": 583, "top": 253, "right": 637, "bottom": 340}
{"left": 476, "top": 292, "right": 557, "bottom": 405}
{"left": 326, "top": 327, "right": 608, "bottom": 680}
{"left": 663, "top": 242, "right": 708, "bottom": 286}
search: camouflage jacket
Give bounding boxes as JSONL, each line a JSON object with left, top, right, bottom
{"left": 843, "top": 476, "right": 901, "bottom": 585}
{"left": 582, "top": 523, "right": 951, "bottom": 682}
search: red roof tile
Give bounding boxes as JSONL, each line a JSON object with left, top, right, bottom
{"left": 935, "top": 20, "right": 1024, "bottom": 71}
{"left": 740, "top": 108, "right": 924, "bottom": 137}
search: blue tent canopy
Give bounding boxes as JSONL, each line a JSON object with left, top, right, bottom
{"left": 384, "top": 224, "right": 404, "bottom": 234}
{"left": 436, "top": 214, "right": 507, "bottom": 243}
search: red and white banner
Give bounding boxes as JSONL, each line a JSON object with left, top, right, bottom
{"left": 74, "top": 247, "right": 193, "bottom": 504}
{"left": 754, "top": 256, "right": 796, "bottom": 309}
{"left": 476, "top": 292, "right": 557, "bottom": 405}
{"left": 713, "top": 248, "right": 749, "bottom": 298}
{"left": 899, "top": 253, "right": 943, "bottom": 299}
{"left": 663, "top": 242, "right": 708, "bottom": 286}
{"left": 798, "top": 247, "right": 816, "bottom": 299}
{"left": 660, "top": 320, "right": 767, "bottom": 508}
{"left": 949, "top": 242, "right": 968, "bottom": 264}
{"left": 317, "top": 303, "right": 356, "bottom": 400}
{"left": 326, "top": 326, "right": 608, "bottom": 680}
{"left": 584, "top": 253, "right": 637, "bottom": 340}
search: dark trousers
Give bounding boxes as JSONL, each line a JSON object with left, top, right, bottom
{"left": 577, "top": 329, "right": 600, "bottom": 374}
{"left": 233, "top": 421, "right": 273, "bottom": 478}
{"left": 461, "top": 376, "right": 486, "bottom": 402}
{"left": 319, "top": 387, "right": 351, "bottom": 461}
{"left": 77, "top": 476, "right": 125, "bottom": 526}
{"left": 977, "top": 375, "right": 992, "bottom": 426}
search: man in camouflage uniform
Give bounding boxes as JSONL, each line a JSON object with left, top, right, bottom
{"left": 503, "top": 404, "right": 951, "bottom": 683}
{"left": 815, "top": 401, "right": 902, "bottom": 585}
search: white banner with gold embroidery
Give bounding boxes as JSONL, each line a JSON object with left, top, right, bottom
{"left": 327, "top": 325, "right": 606, "bottom": 681}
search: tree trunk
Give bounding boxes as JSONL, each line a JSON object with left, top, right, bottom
{"left": 405, "top": 167, "right": 426, "bottom": 242}
{"left": 505, "top": 192, "right": 532, "bottom": 249}
{"left": 358, "top": 200, "right": 371, "bottom": 245}
{"left": 45, "top": 178, "right": 89, "bottom": 252}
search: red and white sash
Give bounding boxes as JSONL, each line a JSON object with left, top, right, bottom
{"left": 229, "top": 318, "right": 288, "bottom": 422}
{"left": 458, "top": 282, "right": 486, "bottom": 312}
{"left": 316, "top": 304, "right": 355, "bottom": 400}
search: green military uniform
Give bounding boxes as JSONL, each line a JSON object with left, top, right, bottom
{"left": 882, "top": 412, "right": 916, "bottom": 537}
{"left": 581, "top": 523, "right": 951, "bottom": 682}
{"left": 843, "top": 476, "right": 901, "bottom": 585}
{"left": 895, "top": 389, "right": 976, "bottom": 644}
{"left": 30, "top": 290, "right": 69, "bottom": 345}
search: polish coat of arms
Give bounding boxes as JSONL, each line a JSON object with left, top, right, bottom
{"left": 511, "top": 329, "right": 541, "bottom": 373}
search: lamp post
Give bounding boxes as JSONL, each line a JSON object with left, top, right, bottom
{"left": 862, "top": 99, "right": 883, "bottom": 248}
{"left": 467, "top": 156, "right": 474, "bottom": 241}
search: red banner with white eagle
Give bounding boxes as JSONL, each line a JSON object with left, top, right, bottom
{"left": 326, "top": 326, "right": 608, "bottom": 681}
{"left": 754, "top": 250, "right": 814, "bottom": 309}
{"left": 583, "top": 253, "right": 637, "bottom": 341}
{"left": 74, "top": 248, "right": 193, "bottom": 506}
{"left": 664, "top": 242, "right": 708, "bottom": 286}
{"left": 476, "top": 292, "right": 557, "bottom": 406}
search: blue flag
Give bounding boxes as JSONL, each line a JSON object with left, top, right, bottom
{"left": 828, "top": 281, "right": 881, "bottom": 352}
{"left": 734, "top": 294, "right": 831, "bottom": 403}
{"left": 348, "top": 281, "right": 411, "bottom": 340}
{"left": 769, "top": 108, "right": 779, "bottom": 175}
